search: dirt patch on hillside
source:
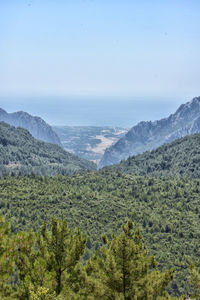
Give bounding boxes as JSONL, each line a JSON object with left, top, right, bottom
{"left": 87, "top": 135, "right": 117, "bottom": 154}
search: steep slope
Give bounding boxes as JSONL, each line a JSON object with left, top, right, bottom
{"left": 105, "top": 133, "right": 200, "bottom": 178}
{"left": 99, "top": 96, "right": 200, "bottom": 167}
{"left": 0, "top": 108, "right": 61, "bottom": 145}
{"left": 0, "top": 122, "right": 96, "bottom": 176}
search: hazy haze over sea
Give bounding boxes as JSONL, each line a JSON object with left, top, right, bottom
{"left": 1, "top": 1, "right": 199, "bottom": 127}
{"left": 0, "top": 95, "right": 187, "bottom": 128}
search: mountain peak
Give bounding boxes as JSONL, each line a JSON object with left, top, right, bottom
{"left": 185, "top": 96, "right": 200, "bottom": 109}
{"left": 0, "top": 107, "right": 61, "bottom": 146}
{"left": 190, "top": 96, "right": 200, "bottom": 103}
{"left": 188, "top": 96, "right": 200, "bottom": 110}
{"left": 99, "top": 96, "right": 200, "bottom": 168}
{"left": 173, "top": 96, "right": 200, "bottom": 121}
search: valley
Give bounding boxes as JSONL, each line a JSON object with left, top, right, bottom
{"left": 53, "top": 126, "right": 128, "bottom": 164}
{"left": 0, "top": 96, "right": 200, "bottom": 298}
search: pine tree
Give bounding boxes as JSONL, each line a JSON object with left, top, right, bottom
{"left": 40, "top": 218, "right": 86, "bottom": 296}
{"left": 13, "top": 218, "right": 86, "bottom": 299}
{"left": 12, "top": 230, "right": 50, "bottom": 299}
{"left": 0, "top": 215, "right": 14, "bottom": 299}
{"left": 84, "top": 221, "right": 174, "bottom": 299}
{"left": 189, "top": 264, "right": 200, "bottom": 299}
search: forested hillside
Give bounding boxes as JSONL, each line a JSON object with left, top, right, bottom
{"left": 0, "top": 216, "right": 181, "bottom": 299}
{"left": 105, "top": 133, "right": 200, "bottom": 177}
{"left": 1, "top": 172, "right": 200, "bottom": 295}
{"left": 0, "top": 122, "right": 96, "bottom": 176}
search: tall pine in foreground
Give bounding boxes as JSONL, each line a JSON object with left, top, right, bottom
{"left": 40, "top": 218, "right": 86, "bottom": 296}
{"left": 83, "top": 221, "right": 174, "bottom": 300}
{"left": 12, "top": 218, "right": 86, "bottom": 299}
{"left": 0, "top": 216, "right": 14, "bottom": 299}
{"left": 189, "top": 264, "right": 200, "bottom": 299}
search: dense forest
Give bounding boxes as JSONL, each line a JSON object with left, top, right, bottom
{"left": 2, "top": 216, "right": 192, "bottom": 299}
{"left": 0, "top": 122, "right": 96, "bottom": 176}
{"left": 105, "top": 133, "right": 200, "bottom": 178}
{"left": 1, "top": 121, "right": 200, "bottom": 298}
{"left": 1, "top": 172, "right": 200, "bottom": 296}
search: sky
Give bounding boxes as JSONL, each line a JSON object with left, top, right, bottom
{"left": 0, "top": 0, "right": 200, "bottom": 125}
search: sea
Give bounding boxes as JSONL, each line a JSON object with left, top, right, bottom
{"left": 0, "top": 95, "right": 189, "bottom": 128}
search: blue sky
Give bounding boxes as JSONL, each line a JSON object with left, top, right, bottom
{"left": 0, "top": 0, "right": 200, "bottom": 98}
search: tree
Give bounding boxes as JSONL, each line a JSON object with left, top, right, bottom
{"left": 84, "top": 221, "right": 174, "bottom": 299}
{"left": 40, "top": 218, "right": 86, "bottom": 296}
{"left": 12, "top": 230, "right": 50, "bottom": 299}
{"left": 0, "top": 215, "right": 14, "bottom": 299}
{"left": 13, "top": 218, "right": 86, "bottom": 299}
{"left": 189, "top": 264, "right": 200, "bottom": 299}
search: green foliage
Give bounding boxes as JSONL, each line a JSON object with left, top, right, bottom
{"left": 40, "top": 218, "right": 86, "bottom": 295}
{"left": 0, "top": 121, "right": 96, "bottom": 176}
{"left": 0, "top": 218, "right": 176, "bottom": 299}
{"left": 1, "top": 172, "right": 200, "bottom": 295}
{"left": 106, "top": 133, "right": 200, "bottom": 178}
{"left": 0, "top": 216, "right": 14, "bottom": 299}
{"left": 189, "top": 264, "right": 200, "bottom": 299}
{"left": 29, "top": 285, "right": 56, "bottom": 300}
{"left": 6, "top": 218, "right": 86, "bottom": 299}
{"left": 83, "top": 221, "right": 174, "bottom": 299}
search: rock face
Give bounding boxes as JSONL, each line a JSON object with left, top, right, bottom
{"left": 99, "top": 96, "right": 200, "bottom": 168}
{"left": 0, "top": 108, "right": 61, "bottom": 145}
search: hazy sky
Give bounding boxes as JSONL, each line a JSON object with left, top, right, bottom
{"left": 0, "top": 0, "right": 200, "bottom": 98}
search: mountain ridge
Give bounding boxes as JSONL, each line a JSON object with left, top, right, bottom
{"left": 0, "top": 108, "right": 61, "bottom": 145}
{"left": 99, "top": 96, "right": 200, "bottom": 168}
{"left": 0, "top": 121, "right": 96, "bottom": 176}
{"left": 104, "top": 132, "right": 200, "bottom": 178}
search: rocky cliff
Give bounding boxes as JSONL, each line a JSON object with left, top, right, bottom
{"left": 99, "top": 96, "right": 200, "bottom": 168}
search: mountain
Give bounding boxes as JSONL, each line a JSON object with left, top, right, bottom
{"left": 99, "top": 96, "right": 200, "bottom": 168}
{"left": 0, "top": 108, "right": 61, "bottom": 145}
{"left": 53, "top": 126, "right": 128, "bottom": 164}
{"left": 105, "top": 132, "right": 200, "bottom": 178}
{"left": 0, "top": 122, "right": 96, "bottom": 176}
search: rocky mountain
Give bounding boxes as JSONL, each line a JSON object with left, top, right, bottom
{"left": 0, "top": 121, "right": 96, "bottom": 176}
{"left": 105, "top": 132, "right": 200, "bottom": 178}
{"left": 99, "top": 96, "right": 200, "bottom": 168}
{"left": 0, "top": 108, "right": 61, "bottom": 145}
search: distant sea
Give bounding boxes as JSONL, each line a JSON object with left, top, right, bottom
{"left": 0, "top": 95, "right": 189, "bottom": 128}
